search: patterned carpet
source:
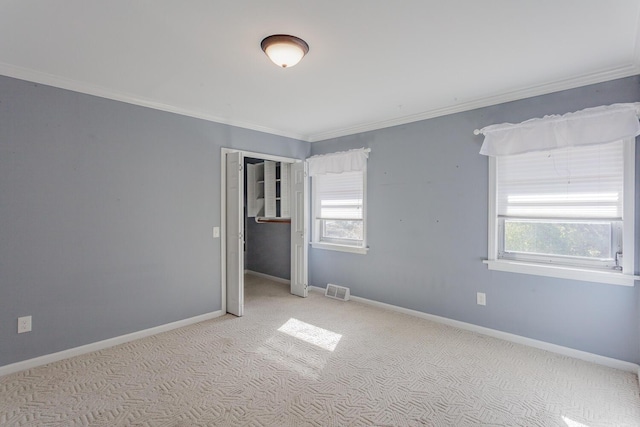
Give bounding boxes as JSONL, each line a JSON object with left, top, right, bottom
{"left": 1, "top": 274, "right": 639, "bottom": 426}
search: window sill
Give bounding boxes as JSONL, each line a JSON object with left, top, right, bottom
{"left": 483, "top": 260, "right": 639, "bottom": 286}
{"left": 311, "top": 242, "right": 368, "bottom": 255}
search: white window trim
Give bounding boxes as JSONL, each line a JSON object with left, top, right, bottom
{"left": 311, "top": 241, "right": 369, "bottom": 255}
{"left": 483, "top": 260, "right": 638, "bottom": 286}
{"left": 485, "top": 138, "right": 638, "bottom": 286}
{"left": 310, "top": 161, "right": 368, "bottom": 255}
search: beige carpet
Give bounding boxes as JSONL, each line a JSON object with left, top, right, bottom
{"left": 1, "top": 274, "right": 639, "bottom": 426}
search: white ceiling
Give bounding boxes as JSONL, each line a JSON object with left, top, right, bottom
{"left": 1, "top": 1, "right": 639, "bottom": 142}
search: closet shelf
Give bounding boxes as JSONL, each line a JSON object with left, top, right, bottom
{"left": 247, "top": 160, "right": 291, "bottom": 219}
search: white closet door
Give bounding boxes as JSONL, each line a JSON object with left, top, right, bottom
{"left": 226, "top": 152, "right": 244, "bottom": 316}
{"left": 290, "top": 161, "right": 308, "bottom": 298}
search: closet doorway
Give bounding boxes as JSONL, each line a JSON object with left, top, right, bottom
{"left": 221, "top": 148, "right": 308, "bottom": 317}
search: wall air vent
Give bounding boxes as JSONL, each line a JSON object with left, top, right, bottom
{"left": 325, "top": 284, "right": 350, "bottom": 301}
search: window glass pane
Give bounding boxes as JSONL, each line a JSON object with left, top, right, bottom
{"left": 504, "top": 220, "right": 612, "bottom": 259}
{"left": 322, "top": 220, "right": 363, "bottom": 241}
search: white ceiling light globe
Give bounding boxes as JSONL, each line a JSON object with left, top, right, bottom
{"left": 261, "top": 35, "right": 309, "bottom": 68}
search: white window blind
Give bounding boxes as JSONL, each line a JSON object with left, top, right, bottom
{"left": 497, "top": 140, "right": 624, "bottom": 219}
{"left": 315, "top": 171, "right": 363, "bottom": 220}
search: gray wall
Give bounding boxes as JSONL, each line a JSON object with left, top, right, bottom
{"left": 0, "top": 75, "right": 309, "bottom": 366}
{"left": 2, "top": 72, "right": 638, "bottom": 368}
{"left": 309, "top": 76, "right": 640, "bottom": 364}
{"left": 245, "top": 220, "right": 291, "bottom": 279}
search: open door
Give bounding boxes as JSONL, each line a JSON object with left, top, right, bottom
{"left": 290, "top": 161, "right": 308, "bottom": 297}
{"left": 226, "top": 151, "right": 244, "bottom": 316}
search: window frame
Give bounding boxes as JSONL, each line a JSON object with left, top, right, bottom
{"left": 311, "top": 166, "right": 368, "bottom": 255}
{"left": 485, "top": 138, "right": 638, "bottom": 286}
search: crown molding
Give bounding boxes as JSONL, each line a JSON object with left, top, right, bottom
{"left": 2, "top": 61, "right": 638, "bottom": 145}
{"left": 0, "top": 62, "right": 308, "bottom": 142}
{"left": 307, "top": 64, "right": 640, "bottom": 142}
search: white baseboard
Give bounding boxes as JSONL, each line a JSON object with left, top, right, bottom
{"left": 245, "top": 269, "right": 290, "bottom": 285}
{"left": 0, "top": 310, "right": 225, "bottom": 378}
{"left": 309, "top": 285, "right": 639, "bottom": 373}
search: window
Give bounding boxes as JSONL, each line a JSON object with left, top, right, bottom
{"left": 313, "top": 171, "right": 365, "bottom": 248}
{"left": 308, "top": 149, "right": 369, "bottom": 254}
{"left": 495, "top": 142, "right": 624, "bottom": 270}
{"left": 479, "top": 103, "right": 638, "bottom": 286}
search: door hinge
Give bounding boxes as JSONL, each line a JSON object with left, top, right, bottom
{"left": 238, "top": 164, "right": 243, "bottom": 171}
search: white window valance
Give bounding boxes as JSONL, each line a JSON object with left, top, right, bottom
{"left": 478, "top": 103, "right": 640, "bottom": 157}
{"left": 307, "top": 148, "right": 370, "bottom": 176}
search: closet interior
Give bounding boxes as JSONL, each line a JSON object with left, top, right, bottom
{"left": 244, "top": 157, "right": 292, "bottom": 282}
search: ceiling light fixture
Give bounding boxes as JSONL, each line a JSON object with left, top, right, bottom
{"left": 261, "top": 34, "right": 309, "bottom": 68}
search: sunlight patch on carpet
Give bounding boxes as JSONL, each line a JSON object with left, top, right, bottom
{"left": 563, "top": 416, "right": 591, "bottom": 427}
{"left": 278, "top": 318, "right": 342, "bottom": 351}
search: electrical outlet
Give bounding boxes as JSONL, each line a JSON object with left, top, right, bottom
{"left": 18, "top": 315, "right": 32, "bottom": 333}
{"left": 213, "top": 226, "right": 220, "bottom": 238}
{"left": 477, "top": 292, "right": 486, "bottom": 306}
